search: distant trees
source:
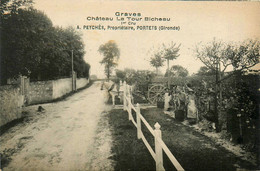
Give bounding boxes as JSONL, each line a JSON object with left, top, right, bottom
{"left": 148, "top": 42, "right": 181, "bottom": 87}
{"left": 165, "top": 65, "right": 188, "bottom": 77}
{"left": 1, "top": 8, "right": 90, "bottom": 84}
{"left": 196, "top": 66, "right": 215, "bottom": 76}
{"left": 99, "top": 40, "right": 120, "bottom": 80}
{"left": 115, "top": 69, "right": 126, "bottom": 81}
{"left": 115, "top": 68, "right": 155, "bottom": 99}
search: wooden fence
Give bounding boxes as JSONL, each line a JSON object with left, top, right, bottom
{"left": 123, "top": 81, "right": 185, "bottom": 171}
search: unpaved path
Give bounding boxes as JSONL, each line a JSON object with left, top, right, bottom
{"left": 0, "top": 82, "right": 114, "bottom": 171}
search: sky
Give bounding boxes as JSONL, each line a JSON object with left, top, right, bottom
{"left": 34, "top": 1, "right": 260, "bottom": 78}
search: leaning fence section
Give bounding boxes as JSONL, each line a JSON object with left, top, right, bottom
{"left": 122, "top": 81, "right": 185, "bottom": 171}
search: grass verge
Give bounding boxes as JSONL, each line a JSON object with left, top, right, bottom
{"left": 107, "top": 107, "right": 257, "bottom": 171}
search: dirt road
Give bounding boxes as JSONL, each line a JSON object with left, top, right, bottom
{"left": 0, "top": 82, "right": 114, "bottom": 171}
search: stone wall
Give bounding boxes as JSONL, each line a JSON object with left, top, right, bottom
{"left": 27, "top": 81, "right": 53, "bottom": 105}
{"left": 0, "top": 85, "right": 24, "bottom": 127}
{"left": 76, "top": 78, "right": 89, "bottom": 90}
{"left": 0, "top": 77, "right": 89, "bottom": 127}
{"left": 52, "top": 78, "right": 72, "bottom": 99}
{"left": 27, "top": 78, "right": 89, "bottom": 104}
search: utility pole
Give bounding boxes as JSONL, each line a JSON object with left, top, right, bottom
{"left": 72, "top": 50, "right": 74, "bottom": 74}
{"left": 215, "top": 59, "right": 219, "bottom": 132}
{"left": 71, "top": 50, "right": 74, "bottom": 91}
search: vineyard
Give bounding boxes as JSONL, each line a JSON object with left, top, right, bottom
{"left": 112, "top": 69, "right": 259, "bottom": 152}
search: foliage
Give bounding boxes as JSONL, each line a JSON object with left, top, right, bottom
{"left": 99, "top": 40, "right": 120, "bottom": 79}
{"left": 165, "top": 65, "right": 188, "bottom": 77}
{"left": 195, "top": 38, "right": 260, "bottom": 75}
{"left": 148, "top": 42, "right": 181, "bottom": 71}
{"left": 188, "top": 70, "right": 258, "bottom": 145}
{"left": 194, "top": 38, "right": 259, "bottom": 132}
{"left": 195, "top": 39, "right": 227, "bottom": 72}
{"left": 115, "top": 68, "right": 155, "bottom": 85}
{"left": 132, "top": 70, "right": 155, "bottom": 86}
{"left": 196, "top": 66, "right": 215, "bottom": 76}
{"left": 162, "top": 42, "right": 181, "bottom": 61}
{"left": 148, "top": 47, "right": 165, "bottom": 74}
{"left": 122, "top": 68, "right": 136, "bottom": 84}
{"left": 0, "top": 0, "right": 33, "bottom": 16}
{"left": 226, "top": 39, "right": 260, "bottom": 71}
{"left": 162, "top": 42, "right": 181, "bottom": 87}
{"left": 1, "top": 8, "right": 90, "bottom": 83}
{"left": 131, "top": 70, "right": 156, "bottom": 99}
{"left": 115, "top": 69, "right": 126, "bottom": 81}
{"left": 115, "top": 68, "right": 155, "bottom": 99}
{"left": 223, "top": 74, "right": 258, "bottom": 119}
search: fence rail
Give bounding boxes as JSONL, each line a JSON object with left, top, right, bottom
{"left": 123, "top": 81, "right": 185, "bottom": 171}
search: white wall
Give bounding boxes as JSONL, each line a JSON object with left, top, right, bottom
{"left": 76, "top": 78, "right": 89, "bottom": 90}
{"left": 0, "top": 86, "right": 23, "bottom": 127}
{"left": 52, "top": 78, "right": 72, "bottom": 99}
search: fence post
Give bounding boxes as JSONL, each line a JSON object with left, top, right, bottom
{"left": 136, "top": 103, "right": 142, "bottom": 139}
{"left": 112, "top": 94, "right": 115, "bottom": 106}
{"left": 123, "top": 81, "right": 126, "bottom": 111}
{"left": 127, "top": 84, "right": 130, "bottom": 96}
{"left": 130, "top": 85, "right": 134, "bottom": 104}
{"left": 128, "top": 94, "right": 132, "bottom": 121}
{"left": 154, "top": 122, "right": 164, "bottom": 171}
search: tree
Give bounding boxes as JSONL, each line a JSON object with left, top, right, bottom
{"left": 125, "top": 69, "right": 155, "bottom": 100}
{"left": 195, "top": 38, "right": 259, "bottom": 77}
{"left": 196, "top": 66, "right": 215, "bottom": 76}
{"left": 226, "top": 39, "right": 260, "bottom": 72}
{"left": 115, "top": 69, "right": 126, "bottom": 81}
{"left": 165, "top": 65, "right": 188, "bottom": 77}
{"left": 148, "top": 46, "right": 165, "bottom": 75}
{"left": 194, "top": 38, "right": 260, "bottom": 132}
{"left": 0, "top": 0, "right": 33, "bottom": 16}
{"left": 123, "top": 68, "right": 136, "bottom": 84}
{"left": 60, "top": 27, "right": 89, "bottom": 78}
{"left": 1, "top": 8, "right": 90, "bottom": 83}
{"left": 161, "top": 42, "right": 181, "bottom": 88}
{"left": 99, "top": 40, "right": 120, "bottom": 80}
{"left": 1, "top": 8, "right": 54, "bottom": 81}
{"left": 149, "top": 51, "right": 165, "bottom": 75}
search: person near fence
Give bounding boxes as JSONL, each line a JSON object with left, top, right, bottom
{"left": 164, "top": 92, "right": 171, "bottom": 111}
{"left": 186, "top": 88, "right": 198, "bottom": 121}
{"left": 101, "top": 80, "right": 122, "bottom": 105}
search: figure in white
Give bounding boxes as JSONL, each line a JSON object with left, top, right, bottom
{"left": 164, "top": 93, "right": 172, "bottom": 111}
{"left": 187, "top": 89, "right": 198, "bottom": 121}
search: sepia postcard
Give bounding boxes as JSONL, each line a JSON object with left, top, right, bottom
{"left": 0, "top": 0, "right": 259, "bottom": 171}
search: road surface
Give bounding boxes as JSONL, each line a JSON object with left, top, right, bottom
{"left": 0, "top": 82, "right": 114, "bottom": 171}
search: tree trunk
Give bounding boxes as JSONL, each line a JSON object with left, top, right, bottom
{"left": 167, "top": 59, "right": 170, "bottom": 89}
{"left": 107, "top": 66, "right": 110, "bottom": 80}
